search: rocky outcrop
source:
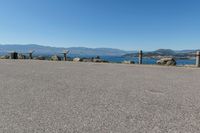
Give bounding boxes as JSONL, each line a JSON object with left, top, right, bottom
{"left": 122, "top": 60, "right": 135, "bottom": 64}
{"left": 92, "top": 56, "right": 108, "bottom": 63}
{"left": 92, "top": 58, "right": 103, "bottom": 62}
{"left": 51, "top": 55, "right": 61, "bottom": 61}
{"left": 73, "top": 58, "right": 82, "bottom": 62}
{"left": 0, "top": 55, "right": 10, "bottom": 59}
{"left": 82, "top": 57, "right": 103, "bottom": 63}
{"left": 82, "top": 58, "right": 93, "bottom": 62}
{"left": 157, "top": 58, "right": 176, "bottom": 66}
{"left": 34, "top": 56, "right": 46, "bottom": 60}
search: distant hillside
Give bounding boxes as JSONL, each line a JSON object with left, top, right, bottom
{"left": 123, "top": 49, "right": 198, "bottom": 59}
{"left": 123, "top": 49, "right": 176, "bottom": 57}
{"left": 0, "top": 44, "right": 129, "bottom": 56}
{"left": 67, "top": 47, "right": 129, "bottom": 56}
{"left": 1, "top": 44, "right": 199, "bottom": 58}
{"left": 153, "top": 49, "right": 176, "bottom": 55}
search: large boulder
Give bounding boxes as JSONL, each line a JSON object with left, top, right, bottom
{"left": 51, "top": 55, "right": 61, "bottom": 61}
{"left": 92, "top": 56, "right": 108, "bottom": 63}
{"left": 157, "top": 58, "right": 176, "bottom": 66}
{"left": 0, "top": 55, "right": 10, "bottom": 59}
{"left": 122, "top": 60, "right": 135, "bottom": 64}
{"left": 73, "top": 58, "right": 82, "bottom": 62}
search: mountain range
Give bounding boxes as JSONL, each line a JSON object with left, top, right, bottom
{"left": 0, "top": 44, "right": 130, "bottom": 56}
{"left": 123, "top": 49, "right": 200, "bottom": 59}
{"left": 0, "top": 44, "right": 199, "bottom": 58}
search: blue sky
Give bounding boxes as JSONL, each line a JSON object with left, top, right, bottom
{"left": 0, "top": 0, "right": 199, "bottom": 50}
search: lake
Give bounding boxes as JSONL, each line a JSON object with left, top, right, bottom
{"left": 100, "top": 56, "right": 196, "bottom": 66}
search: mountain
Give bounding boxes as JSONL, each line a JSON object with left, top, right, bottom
{"left": 153, "top": 49, "right": 176, "bottom": 55}
{"left": 67, "top": 47, "right": 129, "bottom": 56}
{"left": 123, "top": 49, "right": 198, "bottom": 59}
{"left": 175, "top": 49, "right": 200, "bottom": 53}
{"left": 0, "top": 44, "right": 129, "bottom": 56}
{"left": 1, "top": 44, "right": 199, "bottom": 58}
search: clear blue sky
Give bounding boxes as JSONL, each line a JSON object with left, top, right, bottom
{"left": 0, "top": 0, "right": 199, "bottom": 50}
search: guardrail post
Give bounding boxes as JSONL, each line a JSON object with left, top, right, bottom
{"left": 10, "top": 52, "right": 18, "bottom": 59}
{"left": 29, "top": 53, "right": 33, "bottom": 59}
{"left": 63, "top": 53, "right": 67, "bottom": 61}
{"left": 139, "top": 50, "right": 143, "bottom": 64}
{"left": 196, "top": 51, "right": 200, "bottom": 67}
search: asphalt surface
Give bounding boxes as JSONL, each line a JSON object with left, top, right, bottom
{"left": 0, "top": 60, "right": 200, "bottom": 133}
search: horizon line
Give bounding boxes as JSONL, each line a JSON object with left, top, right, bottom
{"left": 0, "top": 43, "right": 199, "bottom": 52}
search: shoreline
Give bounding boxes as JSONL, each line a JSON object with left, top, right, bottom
{"left": 0, "top": 59, "right": 199, "bottom": 69}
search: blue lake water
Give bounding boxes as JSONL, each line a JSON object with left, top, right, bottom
{"left": 70, "top": 55, "right": 196, "bottom": 65}
{"left": 100, "top": 56, "right": 196, "bottom": 65}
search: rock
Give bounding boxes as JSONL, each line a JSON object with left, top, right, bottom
{"left": 93, "top": 58, "right": 109, "bottom": 63}
{"left": 157, "top": 58, "right": 176, "bottom": 66}
{"left": 0, "top": 55, "right": 10, "bottom": 59}
{"left": 95, "top": 56, "right": 100, "bottom": 59}
{"left": 122, "top": 60, "right": 135, "bottom": 64}
{"left": 93, "top": 56, "right": 108, "bottom": 63}
{"left": 73, "top": 58, "right": 82, "bottom": 62}
{"left": 34, "top": 56, "right": 46, "bottom": 60}
{"left": 82, "top": 58, "right": 93, "bottom": 62}
{"left": 51, "top": 55, "right": 61, "bottom": 61}
{"left": 92, "top": 58, "right": 103, "bottom": 62}
{"left": 81, "top": 57, "right": 108, "bottom": 63}
{"left": 166, "top": 60, "right": 176, "bottom": 66}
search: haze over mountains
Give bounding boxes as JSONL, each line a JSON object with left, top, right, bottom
{"left": 0, "top": 44, "right": 129, "bottom": 56}
{"left": 0, "top": 44, "right": 199, "bottom": 57}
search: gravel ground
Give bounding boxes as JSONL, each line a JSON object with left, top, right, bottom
{"left": 0, "top": 60, "right": 200, "bottom": 133}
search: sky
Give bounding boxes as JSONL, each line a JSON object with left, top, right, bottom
{"left": 0, "top": 0, "right": 200, "bottom": 51}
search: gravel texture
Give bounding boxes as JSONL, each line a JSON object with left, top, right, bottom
{"left": 0, "top": 60, "right": 200, "bottom": 133}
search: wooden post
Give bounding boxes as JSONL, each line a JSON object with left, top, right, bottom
{"left": 139, "top": 50, "right": 143, "bottom": 64}
{"left": 63, "top": 53, "right": 67, "bottom": 61}
{"left": 10, "top": 52, "right": 18, "bottom": 59}
{"left": 62, "top": 50, "right": 69, "bottom": 61}
{"left": 29, "top": 53, "right": 33, "bottom": 59}
{"left": 196, "top": 51, "right": 200, "bottom": 67}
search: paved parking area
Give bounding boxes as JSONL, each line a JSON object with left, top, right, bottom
{"left": 0, "top": 60, "right": 200, "bottom": 132}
